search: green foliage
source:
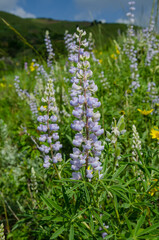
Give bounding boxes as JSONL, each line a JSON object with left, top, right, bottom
{"left": 0, "top": 14, "right": 159, "bottom": 240}
{"left": 0, "top": 11, "right": 127, "bottom": 65}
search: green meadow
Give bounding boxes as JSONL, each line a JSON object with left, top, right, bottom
{"left": 0, "top": 8, "right": 159, "bottom": 240}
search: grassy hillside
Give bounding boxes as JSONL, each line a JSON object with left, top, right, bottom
{"left": 0, "top": 11, "right": 128, "bottom": 60}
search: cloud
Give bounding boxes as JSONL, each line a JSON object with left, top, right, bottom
{"left": 0, "top": 0, "right": 36, "bottom": 18}
{"left": 99, "top": 19, "right": 107, "bottom": 24}
{"left": 10, "top": 7, "right": 36, "bottom": 18}
{"left": 116, "top": 18, "right": 129, "bottom": 24}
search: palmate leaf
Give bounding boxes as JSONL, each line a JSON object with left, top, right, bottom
{"left": 83, "top": 182, "right": 91, "bottom": 203}
{"left": 90, "top": 214, "right": 94, "bottom": 232}
{"left": 137, "top": 223, "right": 159, "bottom": 237}
{"left": 75, "top": 222, "right": 90, "bottom": 238}
{"left": 124, "top": 215, "right": 133, "bottom": 234}
{"left": 72, "top": 207, "right": 88, "bottom": 221}
{"left": 50, "top": 225, "right": 65, "bottom": 239}
{"left": 62, "top": 185, "right": 72, "bottom": 214}
{"left": 93, "top": 210, "right": 110, "bottom": 234}
{"left": 93, "top": 210, "right": 104, "bottom": 227}
{"left": 134, "top": 210, "right": 146, "bottom": 236}
{"left": 93, "top": 207, "right": 110, "bottom": 218}
{"left": 74, "top": 191, "right": 84, "bottom": 214}
{"left": 111, "top": 165, "right": 127, "bottom": 179}
{"left": 104, "top": 234, "right": 115, "bottom": 239}
{"left": 69, "top": 225, "right": 74, "bottom": 240}
{"left": 65, "top": 182, "right": 83, "bottom": 195}
{"left": 109, "top": 187, "right": 130, "bottom": 202}
{"left": 147, "top": 167, "right": 159, "bottom": 174}
{"left": 142, "top": 235, "right": 159, "bottom": 239}
{"left": 42, "top": 216, "right": 64, "bottom": 222}
{"left": 41, "top": 196, "right": 62, "bottom": 212}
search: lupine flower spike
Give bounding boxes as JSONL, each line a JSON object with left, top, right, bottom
{"left": 37, "top": 78, "right": 62, "bottom": 177}
{"left": 0, "top": 223, "right": 5, "bottom": 240}
{"left": 69, "top": 27, "right": 104, "bottom": 180}
{"left": 132, "top": 125, "right": 144, "bottom": 180}
{"left": 124, "top": 1, "right": 140, "bottom": 93}
{"left": 44, "top": 30, "right": 55, "bottom": 68}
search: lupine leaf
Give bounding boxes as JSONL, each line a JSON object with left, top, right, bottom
{"left": 50, "top": 225, "right": 65, "bottom": 239}
{"left": 41, "top": 196, "right": 62, "bottom": 212}
{"left": 124, "top": 215, "right": 133, "bottom": 233}
{"left": 137, "top": 223, "right": 159, "bottom": 237}
{"left": 112, "top": 165, "right": 127, "bottom": 179}
{"left": 104, "top": 234, "right": 115, "bottom": 239}
{"left": 69, "top": 225, "right": 74, "bottom": 240}
{"left": 62, "top": 185, "right": 71, "bottom": 214}
{"left": 134, "top": 211, "right": 146, "bottom": 236}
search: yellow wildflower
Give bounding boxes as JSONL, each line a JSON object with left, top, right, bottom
{"left": 149, "top": 187, "right": 159, "bottom": 196}
{"left": 149, "top": 179, "right": 159, "bottom": 196}
{"left": 111, "top": 54, "right": 117, "bottom": 60}
{"left": 99, "top": 59, "right": 103, "bottom": 64}
{"left": 30, "top": 62, "right": 37, "bottom": 72}
{"left": 137, "top": 109, "right": 154, "bottom": 115}
{"left": 115, "top": 47, "right": 120, "bottom": 54}
{"left": 0, "top": 83, "right": 6, "bottom": 88}
{"left": 150, "top": 127, "right": 159, "bottom": 140}
{"left": 116, "top": 49, "right": 120, "bottom": 54}
{"left": 9, "top": 84, "right": 13, "bottom": 87}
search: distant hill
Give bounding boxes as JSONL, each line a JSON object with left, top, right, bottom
{"left": 0, "top": 11, "right": 127, "bottom": 63}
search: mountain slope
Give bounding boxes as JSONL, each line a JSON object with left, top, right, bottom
{"left": 0, "top": 11, "right": 127, "bottom": 60}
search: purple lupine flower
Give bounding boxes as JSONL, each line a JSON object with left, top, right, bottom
{"left": 44, "top": 30, "right": 55, "bottom": 68}
{"left": 53, "top": 153, "right": 62, "bottom": 163}
{"left": 29, "top": 95, "right": 38, "bottom": 118}
{"left": 24, "top": 62, "right": 28, "bottom": 71}
{"left": 39, "top": 135, "right": 47, "bottom": 142}
{"left": 143, "top": 17, "right": 159, "bottom": 66}
{"left": 69, "top": 27, "right": 104, "bottom": 180}
{"left": 123, "top": 0, "right": 140, "bottom": 93}
{"left": 39, "top": 145, "right": 50, "bottom": 154}
{"left": 43, "top": 155, "right": 51, "bottom": 168}
{"left": 37, "top": 124, "right": 48, "bottom": 132}
{"left": 71, "top": 172, "right": 82, "bottom": 180}
{"left": 37, "top": 78, "right": 62, "bottom": 167}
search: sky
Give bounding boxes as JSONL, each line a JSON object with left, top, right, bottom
{"left": 0, "top": 0, "right": 158, "bottom": 27}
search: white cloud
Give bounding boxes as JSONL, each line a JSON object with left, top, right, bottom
{"left": 0, "top": 0, "right": 36, "bottom": 18}
{"left": 10, "top": 7, "right": 36, "bottom": 18}
{"left": 100, "top": 19, "right": 107, "bottom": 24}
{"left": 116, "top": 18, "right": 129, "bottom": 24}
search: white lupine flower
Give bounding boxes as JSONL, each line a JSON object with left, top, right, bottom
{"left": 132, "top": 125, "right": 142, "bottom": 162}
